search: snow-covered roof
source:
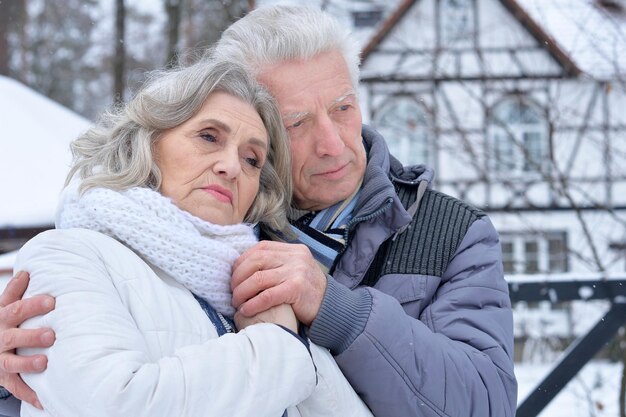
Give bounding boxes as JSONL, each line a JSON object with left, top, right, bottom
{"left": 360, "top": 0, "right": 625, "bottom": 79}
{"left": 517, "top": 0, "right": 626, "bottom": 79}
{"left": 1, "top": 76, "right": 92, "bottom": 228}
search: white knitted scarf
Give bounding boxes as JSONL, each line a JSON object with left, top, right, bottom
{"left": 56, "top": 185, "right": 258, "bottom": 316}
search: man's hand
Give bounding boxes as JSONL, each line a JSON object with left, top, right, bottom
{"left": 0, "top": 271, "right": 55, "bottom": 409}
{"left": 234, "top": 304, "right": 298, "bottom": 333}
{"left": 231, "top": 241, "right": 327, "bottom": 326}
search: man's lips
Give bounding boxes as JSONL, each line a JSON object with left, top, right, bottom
{"left": 202, "top": 185, "right": 233, "bottom": 203}
{"left": 315, "top": 162, "right": 349, "bottom": 179}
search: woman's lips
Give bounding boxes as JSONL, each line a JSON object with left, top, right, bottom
{"left": 202, "top": 185, "right": 233, "bottom": 203}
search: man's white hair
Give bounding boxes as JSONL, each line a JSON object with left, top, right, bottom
{"left": 211, "top": 4, "right": 361, "bottom": 89}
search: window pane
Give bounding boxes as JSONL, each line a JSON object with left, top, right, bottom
{"left": 494, "top": 101, "right": 520, "bottom": 124}
{"left": 442, "top": 0, "right": 474, "bottom": 43}
{"left": 519, "top": 104, "right": 541, "bottom": 124}
{"left": 523, "top": 131, "right": 542, "bottom": 171}
{"left": 489, "top": 99, "right": 547, "bottom": 175}
{"left": 494, "top": 132, "right": 515, "bottom": 171}
{"left": 501, "top": 241, "right": 515, "bottom": 273}
{"left": 548, "top": 237, "right": 564, "bottom": 254}
{"left": 524, "top": 240, "right": 539, "bottom": 273}
{"left": 352, "top": 10, "right": 383, "bottom": 28}
{"left": 374, "top": 97, "right": 430, "bottom": 166}
{"left": 501, "top": 231, "right": 567, "bottom": 275}
{"left": 548, "top": 234, "right": 568, "bottom": 272}
{"left": 525, "top": 240, "right": 538, "bottom": 253}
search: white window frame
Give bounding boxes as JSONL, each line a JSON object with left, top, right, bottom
{"left": 373, "top": 96, "right": 432, "bottom": 166}
{"left": 500, "top": 231, "right": 568, "bottom": 275}
{"left": 488, "top": 98, "right": 548, "bottom": 175}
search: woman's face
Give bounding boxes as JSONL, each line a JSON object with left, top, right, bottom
{"left": 154, "top": 91, "right": 269, "bottom": 225}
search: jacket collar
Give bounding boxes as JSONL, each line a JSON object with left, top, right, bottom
{"left": 328, "top": 125, "right": 437, "bottom": 286}
{"left": 355, "top": 125, "right": 435, "bottom": 217}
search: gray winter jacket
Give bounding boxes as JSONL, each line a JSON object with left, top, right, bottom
{"left": 307, "top": 125, "right": 517, "bottom": 417}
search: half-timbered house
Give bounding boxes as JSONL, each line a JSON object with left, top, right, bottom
{"left": 358, "top": 0, "right": 626, "bottom": 279}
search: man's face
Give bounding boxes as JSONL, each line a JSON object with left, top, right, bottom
{"left": 258, "top": 50, "right": 366, "bottom": 211}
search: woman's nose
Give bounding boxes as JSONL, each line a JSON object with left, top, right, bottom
{"left": 213, "top": 149, "right": 241, "bottom": 179}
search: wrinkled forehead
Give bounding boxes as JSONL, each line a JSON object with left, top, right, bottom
{"left": 281, "top": 89, "right": 357, "bottom": 122}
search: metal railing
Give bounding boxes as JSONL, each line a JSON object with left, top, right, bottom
{"left": 508, "top": 276, "right": 626, "bottom": 417}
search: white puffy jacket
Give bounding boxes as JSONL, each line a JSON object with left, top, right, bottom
{"left": 15, "top": 228, "right": 372, "bottom": 417}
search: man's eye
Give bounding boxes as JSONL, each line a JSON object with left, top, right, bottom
{"left": 338, "top": 104, "right": 350, "bottom": 111}
{"left": 289, "top": 120, "right": 304, "bottom": 129}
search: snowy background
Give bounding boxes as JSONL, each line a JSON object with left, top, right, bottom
{"left": 1, "top": 1, "right": 626, "bottom": 416}
{"left": 0, "top": 76, "right": 91, "bottom": 228}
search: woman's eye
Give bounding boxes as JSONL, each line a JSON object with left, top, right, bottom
{"left": 244, "top": 156, "right": 261, "bottom": 168}
{"left": 338, "top": 104, "right": 350, "bottom": 111}
{"left": 199, "top": 133, "right": 217, "bottom": 142}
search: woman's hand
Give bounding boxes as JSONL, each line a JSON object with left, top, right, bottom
{"left": 234, "top": 303, "right": 298, "bottom": 333}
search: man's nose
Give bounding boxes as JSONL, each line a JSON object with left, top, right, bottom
{"left": 314, "top": 114, "right": 344, "bottom": 157}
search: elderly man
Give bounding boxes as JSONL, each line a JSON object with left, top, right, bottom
{"left": 0, "top": 5, "right": 516, "bottom": 417}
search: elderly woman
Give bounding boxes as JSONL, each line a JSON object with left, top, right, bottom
{"left": 14, "top": 58, "right": 372, "bottom": 417}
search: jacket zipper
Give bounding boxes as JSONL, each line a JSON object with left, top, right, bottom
{"left": 217, "top": 312, "right": 234, "bottom": 334}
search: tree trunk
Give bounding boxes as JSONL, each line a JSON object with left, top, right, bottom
{"left": 114, "top": 0, "right": 126, "bottom": 102}
{"left": 17, "top": 0, "right": 27, "bottom": 81}
{"left": 165, "top": 0, "right": 183, "bottom": 67}
{"left": 0, "top": 9, "right": 10, "bottom": 75}
{"left": 0, "top": 0, "right": 21, "bottom": 76}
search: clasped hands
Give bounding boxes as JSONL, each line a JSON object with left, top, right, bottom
{"left": 232, "top": 241, "right": 327, "bottom": 331}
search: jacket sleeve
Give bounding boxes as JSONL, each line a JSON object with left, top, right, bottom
{"left": 0, "top": 396, "right": 20, "bottom": 417}
{"left": 309, "top": 216, "right": 517, "bottom": 417}
{"left": 15, "top": 231, "right": 317, "bottom": 417}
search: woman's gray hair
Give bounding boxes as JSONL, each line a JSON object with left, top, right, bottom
{"left": 212, "top": 5, "right": 361, "bottom": 89}
{"left": 67, "top": 58, "right": 293, "bottom": 232}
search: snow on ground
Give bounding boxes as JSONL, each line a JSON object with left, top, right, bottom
{"left": 0, "top": 76, "right": 91, "bottom": 228}
{"left": 516, "top": 361, "right": 622, "bottom": 417}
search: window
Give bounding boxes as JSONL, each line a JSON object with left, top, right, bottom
{"left": 488, "top": 98, "right": 548, "bottom": 175}
{"left": 352, "top": 10, "right": 383, "bottom": 28}
{"left": 441, "top": 0, "right": 475, "bottom": 44}
{"left": 500, "top": 232, "right": 568, "bottom": 274}
{"left": 373, "top": 97, "right": 431, "bottom": 166}
{"left": 501, "top": 240, "right": 515, "bottom": 273}
{"left": 525, "top": 240, "right": 539, "bottom": 273}
{"left": 547, "top": 235, "right": 568, "bottom": 272}
{"left": 493, "top": 131, "right": 515, "bottom": 172}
